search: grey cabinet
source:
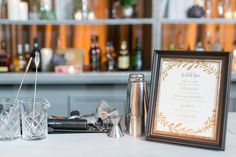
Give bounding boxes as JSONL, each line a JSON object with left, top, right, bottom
{"left": 0, "top": 72, "right": 151, "bottom": 116}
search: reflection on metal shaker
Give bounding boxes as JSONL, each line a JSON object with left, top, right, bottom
{"left": 126, "top": 74, "right": 148, "bottom": 136}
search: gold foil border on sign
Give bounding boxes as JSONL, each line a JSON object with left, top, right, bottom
{"left": 152, "top": 58, "right": 222, "bottom": 143}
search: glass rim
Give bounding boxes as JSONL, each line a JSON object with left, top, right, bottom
{"left": 0, "top": 97, "right": 19, "bottom": 102}
{"left": 19, "top": 97, "right": 50, "bottom": 108}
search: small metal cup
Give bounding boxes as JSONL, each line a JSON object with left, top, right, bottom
{"left": 108, "top": 115, "right": 124, "bottom": 138}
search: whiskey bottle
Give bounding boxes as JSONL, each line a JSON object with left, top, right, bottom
{"left": 117, "top": 41, "right": 130, "bottom": 71}
{"left": 131, "top": 37, "right": 143, "bottom": 71}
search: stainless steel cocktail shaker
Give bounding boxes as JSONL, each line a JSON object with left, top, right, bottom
{"left": 126, "top": 74, "right": 148, "bottom": 136}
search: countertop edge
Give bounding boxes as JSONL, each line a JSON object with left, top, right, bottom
{"left": 0, "top": 72, "right": 152, "bottom": 85}
{"left": 1, "top": 72, "right": 236, "bottom": 85}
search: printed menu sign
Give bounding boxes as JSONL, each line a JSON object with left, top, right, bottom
{"left": 153, "top": 58, "right": 222, "bottom": 141}
{"left": 146, "top": 51, "right": 231, "bottom": 150}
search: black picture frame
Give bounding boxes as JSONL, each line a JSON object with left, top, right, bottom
{"left": 146, "top": 50, "right": 232, "bottom": 150}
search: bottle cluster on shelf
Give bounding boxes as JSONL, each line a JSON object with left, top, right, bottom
{"left": 163, "top": 25, "right": 236, "bottom": 73}
{"left": 0, "top": 39, "right": 38, "bottom": 73}
{"left": 89, "top": 35, "right": 143, "bottom": 72}
{"left": 166, "top": 31, "right": 223, "bottom": 52}
{"left": 0, "top": 35, "right": 144, "bottom": 73}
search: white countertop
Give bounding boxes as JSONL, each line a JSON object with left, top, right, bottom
{"left": 1, "top": 113, "right": 236, "bottom": 157}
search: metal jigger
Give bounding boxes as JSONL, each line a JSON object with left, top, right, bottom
{"left": 108, "top": 115, "right": 124, "bottom": 138}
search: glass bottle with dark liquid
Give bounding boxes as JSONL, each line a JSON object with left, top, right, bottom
{"left": 0, "top": 41, "right": 10, "bottom": 72}
{"left": 95, "top": 36, "right": 101, "bottom": 71}
{"left": 131, "top": 37, "right": 143, "bottom": 71}
{"left": 89, "top": 35, "right": 101, "bottom": 71}
{"left": 32, "top": 38, "right": 41, "bottom": 72}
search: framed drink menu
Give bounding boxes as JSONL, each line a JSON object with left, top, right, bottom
{"left": 146, "top": 51, "right": 232, "bottom": 150}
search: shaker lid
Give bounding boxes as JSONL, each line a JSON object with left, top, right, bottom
{"left": 128, "top": 73, "right": 145, "bottom": 82}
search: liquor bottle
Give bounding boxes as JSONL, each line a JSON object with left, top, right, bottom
{"left": 233, "top": 40, "right": 236, "bottom": 56}
{"left": 168, "top": 43, "right": 175, "bottom": 50}
{"left": 24, "top": 43, "right": 31, "bottom": 62}
{"left": 212, "top": 41, "right": 222, "bottom": 52}
{"left": 108, "top": 42, "right": 116, "bottom": 71}
{"left": 89, "top": 35, "right": 101, "bottom": 71}
{"left": 0, "top": 41, "right": 10, "bottom": 72}
{"left": 89, "top": 35, "right": 96, "bottom": 71}
{"left": 14, "top": 44, "right": 26, "bottom": 72}
{"left": 117, "top": 41, "right": 130, "bottom": 71}
{"left": 195, "top": 41, "right": 204, "bottom": 51}
{"left": 95, "top": 35, "right": 101, "bottom": 71}
{"left": 176, "top": 31, "right": 185, "bottom": 50}
{"left": 232, "top": 40, "right": 236, "bottom": 71}
{"left": 109, "top": 42, "right": 116, "bottom": 57}
{"left": 105, "top": 42, "right": 115, "bottom": 71}
{"left": 205, "top": 31, "right": 212, "bottom": 51}
{"left": 23, "top": 43, "right": 32, "bottom": 72}
{"left": 212, "top": 32, "right": 222, "bottom": 52}
{"left": 131, "top": 37, "right": 143, "bottom": 71}
{"left": 32, "top": 38, "right": 41, "bottom": 72}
